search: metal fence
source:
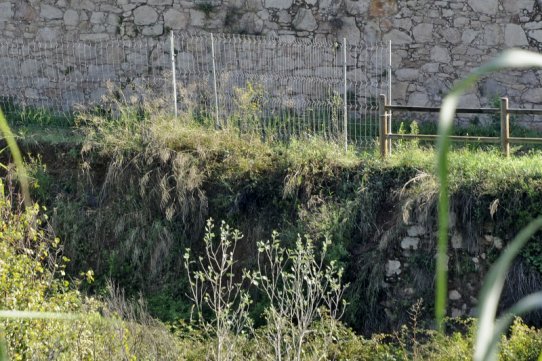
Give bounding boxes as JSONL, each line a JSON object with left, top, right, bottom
{"left": 0, "top": 32, "right": 390, "bottom": 147}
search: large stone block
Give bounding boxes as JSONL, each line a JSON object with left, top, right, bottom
{"left": 336, "top": 16, "right": 360, "bottom": 45}
{"left": 412, "top": 23, "right": 433, "bottom": 43}
{"left": 264, "top": 0, "right": 293, "bottom": 10}
{"left": 142, "top": 23, "right": 164, "bottom": 36}
{"left": 395, "top": 68, "right": 419, "bottom": 81}
{"left": 164, "top": 9, "right": 188, "bottom": 30}
{"left": 70, "top": 0, "right": 96, "bottom": 11}
{"left": 505, "top": 24, "right": 528, "bottom": 47}
{"left": 238, "top": 13, "right": 264, "bottom": 35}
{"left": 503, "top": 0, "right": 535, "bottom": 13}
{"left": 383, "top": 29, "right": 412, "bottom": 45}
{"left": 461, "top": 29, "right": 478, "bottom": 44}
{"left": 37, "top": 27, "right": 60, "bottom": 41}
{"left": 189, "top": 9, "right": 206, "bottom": 27}
{"left": 90, "top": 11, "right": 106, "bottom": 24}
{"left": 14, "top": 2, "right": 37, "bottom": 22}
{"left": 467, "top": 0, "right": 498, "bottom": 15}
{"left": 458, "top": 92, "right": 480, "bottom": 108}
{"left": 529, "top": 29, "right": 542, "bottom": 43}
{"left": 440, "top": 28, "right": 461, "bottom": 44}
{"left": 40, "top": 4, "right": 63, "bottom": 20}
{"left": 0, "top": 7, "right": 11, "bottom": 23}
{"left": 430, "top": 46, "right": 451, "bottom": 63}
{"left": 345, "top": 0, "right": 370, "bottom": 15}
{"left": 483, "top": 24, "right": 503, "bottom": 46}
{"left": 21, "top": 59, "right": 39, "bottom": 76}
{"left": 292, "top": 8, "right": 317, "bottom": 32}
{"left": 522, "top": 88, "right": 542, "bottom": 103}
{"left": 133, "top": 5, "right": 159, "bottom": 26}
{"left": 64, "top": 9, "right": 79, "bottom": 26}
{"left": 147, "top": 0, "right": 173, "bottom": 4}
{"left": 408, "top": 92, "right": 429, "bottom": 106}
{"left": 79, "top": 33, "right": 109, "bottom": 41}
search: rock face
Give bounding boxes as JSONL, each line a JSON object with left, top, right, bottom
{"left": 0, "top": 0, "right": 542, "bottom": 118}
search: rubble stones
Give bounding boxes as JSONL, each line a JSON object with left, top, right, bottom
{"left": 449, "top": 290, "right": 462, "bottom": 301}
{"left": 400, "top": 237, "right": 420, "bottom": 251}
{"left": 386, "top": 260, "right": 402, "bottom": 277}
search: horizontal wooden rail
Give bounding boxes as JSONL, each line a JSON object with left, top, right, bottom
{"left": 508, "top": 108, "right": 542, "bottom": 115}
{"left": 509, "top": 137, "right": 542, "bottom": 144}
{"left": 387, "top": 105, "right": 499, "bottom": 114}
{"left": 379, "top": 94, "right": 542, "bottom": 158}
{"left": 388, "top": 133, "right": 500, "bottom": 143}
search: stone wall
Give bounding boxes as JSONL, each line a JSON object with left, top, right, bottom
{"left": 1, "top": 0, "right": 542, "bottom": 116}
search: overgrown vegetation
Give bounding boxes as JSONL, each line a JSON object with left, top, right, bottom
{"left": 4, "top": 73, "right": 542, "bottom": 357}
{"left": 5, "top": 100, "right": 542, "bottom": 334}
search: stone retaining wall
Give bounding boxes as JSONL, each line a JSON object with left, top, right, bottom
{"left": 1, "top": 0, "right": 542, "bottom": 119}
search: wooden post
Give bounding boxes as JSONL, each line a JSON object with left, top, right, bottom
{"left": 500, "top": 97, "right": 510, "bottom": 157}
{"left": 379, "top": 94, "right": 388, "bottom": 158}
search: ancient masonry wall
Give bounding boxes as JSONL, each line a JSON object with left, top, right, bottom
{"left": 1, "top": 0, "right": 542, "bottom": 116}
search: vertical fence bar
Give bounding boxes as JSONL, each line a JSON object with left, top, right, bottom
{"left": 210, "top": 33, "right": 220, "bottom": 128}
{"left": 343, "top": 38, "right": 348, "bottom": 151}
{"left": 170, "top": 31, "right": 178, "bottom": 119}
{"left": 388, "top": 40, "right": 392, "bottom": 154}
{"left": 379, "top": 94, "right": 388, "bottom": 157}
{"left": 501, "top": 97, "right": 510, "bottom": 157}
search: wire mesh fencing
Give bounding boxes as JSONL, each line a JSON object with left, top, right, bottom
{"left": 0, "top": 33, "right": 390, "bottom": 147}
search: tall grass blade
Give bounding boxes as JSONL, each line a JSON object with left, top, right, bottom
{"left": 0, "top": 108, "right": 30, "bottom": 206}
{"left": 475, "top": 219, "right": 542, "bottom": 361}
{"left": 436, "top": 49, "right": 542, "bottom": 333}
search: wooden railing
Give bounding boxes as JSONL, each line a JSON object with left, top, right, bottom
{"left": 378, "top": 94, "right": 542, "bottom": 157}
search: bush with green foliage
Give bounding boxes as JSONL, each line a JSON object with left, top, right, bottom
{"left": 0, "top": 175, "right": 197, "bottom": 360}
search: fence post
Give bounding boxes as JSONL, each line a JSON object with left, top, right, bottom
{"left": 210, "top": 33, "right": 220, "bottom": 129}
{"left": 500, "top": 97, "right": 510, "bottom": 157}
{"left": 343, "top": 37, "right": 348, "bottom": 151}
{"left": 388, "top": 40, "right": 392, "bottom": 155}
{"left": 379, "top": 94, "right": 388, "bottom": 158}
{"left": 170, "top": 31, "right": 178, "bottom": 119}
